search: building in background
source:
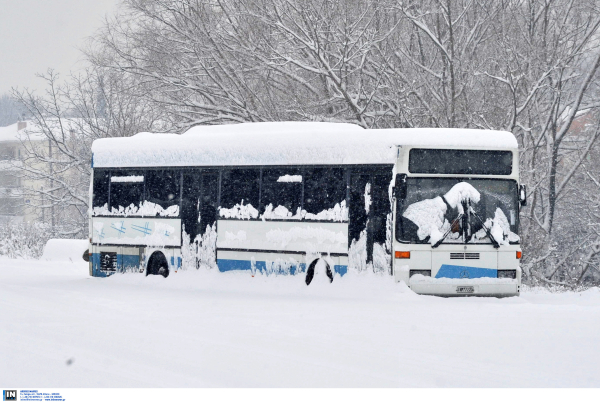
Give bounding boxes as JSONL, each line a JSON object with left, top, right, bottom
{"left": 0, "top": 121, "right": 44, "bottom": 224}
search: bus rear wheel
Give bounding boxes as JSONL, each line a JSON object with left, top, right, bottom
{"left": 305, "top": 258, "right": 333, "bottom": 285}
{"left": 147, "top": 251, "right": 169, "bottom": 278}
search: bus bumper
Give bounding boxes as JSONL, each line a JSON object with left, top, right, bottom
{"left": 408, "top": 278, "right": 520, "bottom": 297}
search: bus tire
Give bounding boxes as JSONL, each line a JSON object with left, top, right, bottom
{"left": 146, "top": 251, "right": 169, "bottom": 278}
{"left": 82, "top": 249, "right": 90, "bottom": 262}
{"left": 305, "top": 258, "right": 333, "bottom": 285}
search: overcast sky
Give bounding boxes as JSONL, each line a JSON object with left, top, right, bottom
{"left": 0, "top": 0, "right": 120, "bottom": 94}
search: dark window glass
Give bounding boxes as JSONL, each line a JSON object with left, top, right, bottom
{"left": 261, "top": 168, "right": 302, "bottom": 218}
{"left": 181, "top": 171, "right": 202, "bottom": 238}
{"left": 409, "top": 149, "right": 513, "bottom": 175}
{"left": 349, "top": 172, "right": 370, "bottom": 242}
{"left": 109, "top": 170, "right": 144, "bottom": 210}
{"left": 0, "top": 198, "right": 22, "bottom": 215}
{"left": 145, "top": 170, "right": 180, "bottom": 209}
{"left": 220, "top": 169, "right": 260, "bottom": 211}
{"left": 0, "top": 171, "right": 18, "bottom": 187}
{"left": 348, "top": 166, "right": 393, "bottom": 264}
{"left": 92, "top": 169, "right": 110, "bottom": 208}
{"left": 371, "top": 173, "right": 392, "bottom": 244}
{"left": 181, "top": 170, "right": 220, "bottom": 237}
{"left": 0, "top": 146, "right": 15, "bottom": 160}
{"left": 303, "top": 167, "right": 346, "bottom": 218}
{"left": 200, "top": 172, "right": 219, "bottom": 233}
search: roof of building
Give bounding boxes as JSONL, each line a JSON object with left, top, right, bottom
{"left": 0, "top": 121, "right": 47, "bottom": 143}
{"left": 90, "top": 121, "right": 519, "bottom": 168}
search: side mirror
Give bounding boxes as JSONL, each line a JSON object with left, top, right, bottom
{"left": 395, "top": 173, "right": 407, "bottom": 200}
{"left": 519, "top": 185, "right": 527, "bottom": 206}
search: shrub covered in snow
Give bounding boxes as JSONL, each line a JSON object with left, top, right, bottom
{"left": 0, "top": 221, "right": 54, "bottom": 259}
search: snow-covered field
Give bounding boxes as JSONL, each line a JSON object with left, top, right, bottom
{"left": 1, "top": 256, "right": 599, "bottom": 387}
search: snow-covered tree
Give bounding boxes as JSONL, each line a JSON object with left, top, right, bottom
{"left": 12, "top": 68, "right": 166, "bottom": 237}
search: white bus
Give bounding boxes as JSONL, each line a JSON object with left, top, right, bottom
{"left": 89, "top": 122, "right": 524, "bottom": 296}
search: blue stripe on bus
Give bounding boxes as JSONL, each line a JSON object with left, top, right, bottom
{"left": 435, "top": 264, "right": 497, "bottom": 279}
{"left": 217, "top": 259, "right": 348, "bottom": 277}
{"left": 91, "top": 253, "right": 140, "bottom": 277}
{"left": 91, "top": 253, "right": 108, "bottom": 277}
{"left": 120, "top": 254, "right": 141, "bottom": 271}
{"left": 334, "top": 265, "right": 348, "bottom": 276}
{"left": 91, "top": 254, "right": 348, "bottom": 277}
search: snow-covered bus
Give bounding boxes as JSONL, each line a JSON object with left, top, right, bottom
{"left": 89, "top": 122, "right": 524, "bottom": 296}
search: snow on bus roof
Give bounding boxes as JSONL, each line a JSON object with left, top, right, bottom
{"left": 91, "top": 122, "right": 518, "bottom": 168}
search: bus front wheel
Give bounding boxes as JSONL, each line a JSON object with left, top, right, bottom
{"left": 146, "top": 251, "right": 169, "bottom": 278}
{"left": 305, "top": 258, "right": 333, "bottom": 285}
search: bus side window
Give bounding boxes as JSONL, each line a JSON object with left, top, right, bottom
{"left": 181, "top": 171, "right": 219, "bottom": 237}
{"left": 200, "top": 172, "right": 219, "bottom": 232}
{"left": 303, "top": 167, "right": 346, "bottom": 219}
{"left": 181, "top": 171, "right": 202, "bottom": 239}
{"left": 92, "top": 169, "right": 110, "bottom": 210}
{"left": 145, "top": 169, "right": 181, "bottom": 209}
{"left": 261, "top": 168, "right": 302, "bottom": 218}
{"left": 371, "top": 173, "right": 393, "bottom": 245}
{"left": 220, "top": 169, "right": 260, "bottom": 215}
{"left": 109, "top": 170, "right": 144, "bottom": 211}
{"left": 349, "top": 172, "right": 370, "bottom": 243}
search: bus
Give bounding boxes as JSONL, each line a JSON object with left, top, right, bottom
{"left": 89, "top": 122, "right": 525, "bottom": 296}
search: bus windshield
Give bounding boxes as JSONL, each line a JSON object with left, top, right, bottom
{"left": 396, "top": 178, "right": 519, "bottom": 245}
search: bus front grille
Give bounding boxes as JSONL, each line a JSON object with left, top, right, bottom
{"left": 450, "top": 252, "right": 480, "bottom": 260}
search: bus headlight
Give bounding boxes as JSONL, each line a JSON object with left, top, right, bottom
{"left": 409, "top": 270, "right": 431, "bottom": 278}
{"left": 497, "top": 270, "right": 517, "bottom": 279}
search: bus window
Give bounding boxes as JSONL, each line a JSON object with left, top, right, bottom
{"left": 109, "top": 170, "right": 144, "bottom": 211}
{"left": 371, "top": 173, "right": 392, "bottom": 245}
{"left": 303, "top": 167, "right": 346, "bottom": 220}
{"left": 220, "top": 168, "right": 260, "bottom": 217}
{"left": 409, "top": 149, "right": 512, "bottom": 175}
{"left": 261, "top": 168, "right": 302, "bottom": 219}
{"left": 200, "top": 172, "right": 219, "bottom": 233}
{"left": 349, "top": 173, "right": 370, "bottom": 243}
{"left": 145, "top": 169, "right": 181, "bottom": 210}
{"left": 181, "top": 171, "right": 219, "bottom": 237}
{"left": 182, "top": 171, "right": 202, "bottom": 238}
{"left": 92, "top": 169, "right": 110, "bottom": 209}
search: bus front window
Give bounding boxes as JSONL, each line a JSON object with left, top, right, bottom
{"left": 396, "top": 178, "right": 520, "bottom": 245}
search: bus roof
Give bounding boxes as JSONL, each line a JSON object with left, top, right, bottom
{"left": 91, "top": 122, "right": 518, "bottom": 168}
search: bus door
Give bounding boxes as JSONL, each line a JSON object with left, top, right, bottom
{"left": 181, "top": 170, "right": 219, "bottom": 268}
{"left": 349, "top": 168, "right": 393, "bottom": 272}
{"left": 199, "top": 171, "right": 219, "bottom": 234}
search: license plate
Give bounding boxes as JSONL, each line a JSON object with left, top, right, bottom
{"left": 456, "top": 286, "right": 474, "bottom": 294}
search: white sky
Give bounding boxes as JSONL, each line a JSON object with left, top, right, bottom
{"left": 0, "top": 0, "right": 120, "bottom": 94}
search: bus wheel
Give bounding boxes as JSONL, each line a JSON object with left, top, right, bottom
{"left": 147, "top": 251, "right": 169, "bottom": 278}
{"left": 305, "top": 258, "right": 333, "bottom": 285}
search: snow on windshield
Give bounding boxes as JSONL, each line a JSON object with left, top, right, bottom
{"left": 402, "top": 197, "right": 450, "bottom": 245}
{"left": 474, "top": 208, "right": 520, "bottom": 245}
{"left": 402, "top": 182, "right": 480, "bottom": 244}
{"left": 442, "top": 182, "right": 480, "bottom": 213}
{"left": 402, "top": 182, "right": 520, "bottom": 245}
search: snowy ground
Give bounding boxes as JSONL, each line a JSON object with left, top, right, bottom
{"left": 1, "top": 257, "right": 599, "bottom": 387}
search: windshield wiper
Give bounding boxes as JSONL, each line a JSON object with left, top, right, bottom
{"left": 432, "top": 212, "right": 463, "bottom": 248}
{"left": 469, "top": 206, "right": 500, "bottom": 249}
{"left": 432, "top": 200, "right": 500, "bottom": 249}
